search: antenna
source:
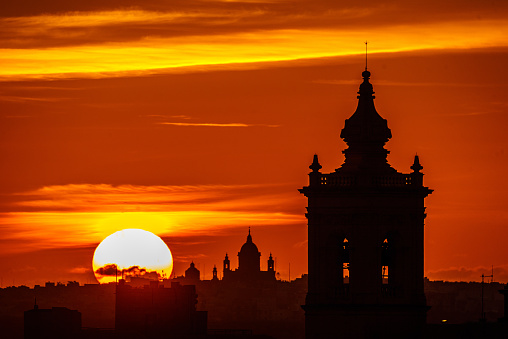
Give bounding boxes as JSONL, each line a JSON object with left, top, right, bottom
{"left": 365, "top": 41, "right": 368, "bottom": 71}
{"left": 481, "top": 267, "right": 494, "bottom": 322}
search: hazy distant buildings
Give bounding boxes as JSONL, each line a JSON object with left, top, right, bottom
{"left": 300, "top": 69, "right": 432, "bottom": 338}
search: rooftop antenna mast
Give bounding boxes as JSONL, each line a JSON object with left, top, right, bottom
{"left": 481, "top": 266, "right": 494, "bottom": 322}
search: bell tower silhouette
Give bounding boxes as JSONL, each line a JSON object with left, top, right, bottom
{"left": 299, "top": 69, "right": 432, "bottom": 338}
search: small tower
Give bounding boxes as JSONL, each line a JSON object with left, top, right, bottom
{"left": 300, "top": 69, "right": 432, "bottom": 338}
{"left": 268, "top": 253, "right": 275, "bottom": 272}
{"left": 223, "top": 253, "right": 230, "bottom": 274}
{"left": 212, "top": 265, "right": 218, "bottom": 281}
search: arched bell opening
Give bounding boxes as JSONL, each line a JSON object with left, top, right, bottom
{"left": 341, "top": 238, "right": 350, "bottom": 285}
{"left": 381, "top": 238, "right": 390, "bottom": 285}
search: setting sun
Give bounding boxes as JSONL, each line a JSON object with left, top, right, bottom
{"left": 92, "top": 229, "right": 173, "bottom": 284}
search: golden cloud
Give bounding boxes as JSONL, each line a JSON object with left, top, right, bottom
{"left": 0, "top": 12, "right": 507, "bottom": 80}
{"left": 0, "top": 184, "right": 304, "bottom": 255}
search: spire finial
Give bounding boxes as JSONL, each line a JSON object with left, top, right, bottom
{"left": 247, "top": 227, "right": 252, "bottom": 243}
{"left": 362, "top": 41, "right": 371, "bottom": 81}
{"left": 310, "top": 154, "right": 322, "bottom": 172}
{"left": 411, "top": 154, "right": 423, "bottom": 173}
{"left": 365, "top": 41, "right": 368, "bottom": 71}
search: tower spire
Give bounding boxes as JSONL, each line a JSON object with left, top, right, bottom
{"left": 365, "top": 41, "right": 368, "bottom": 71}
{"left": 247, "top": 227, "right": 252, "bottom": 243}
{"left": 339, "top": 67, "right": 392, "bottom": 173}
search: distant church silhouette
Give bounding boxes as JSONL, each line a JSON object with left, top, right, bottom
{"left": 222, "top": 229, "right": 276, "bottom": 282}
{"left": 300, "top": 69, "right": 432, "bottom": 338}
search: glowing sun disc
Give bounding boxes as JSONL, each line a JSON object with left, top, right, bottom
{"left": 92, "top": 229, "right": 173, "bottom": 284}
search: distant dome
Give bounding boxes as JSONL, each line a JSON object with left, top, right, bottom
{"left": 240, "top": 232, "right": 259, "bottom": 255}
{"left": 185, "top": 261, "right": 200, "bottom": 280}
{"left": 238, "top": 229, "right": 261, "bottom": 273}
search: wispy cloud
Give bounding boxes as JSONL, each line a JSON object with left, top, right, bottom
{"left": 69, "top": 266, "right": 91, "bottom": 274}
{"left": 9, "top": 183, "right": 297, "bottom": 212}
{"left": 158, "top": 122, "right": 279, "bottom": 127}
{"left": 314, "top": 79, "right": 508, "bottom": 88}
{"left": 0, "top": 95, "right": 69, "bottom": 103}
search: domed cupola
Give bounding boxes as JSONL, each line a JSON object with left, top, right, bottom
{"left": 339, "top": 70, "right": 394, "bottom": 174}
{"left": 238, "top": 228, "right": 261, "bottom": 273}
{"left": 185, "top": 261, "right": 200, "bottom": 281}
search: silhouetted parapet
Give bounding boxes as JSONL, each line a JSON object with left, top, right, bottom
{"left": 302, "top": 154, "right": 432, "bottom": 191}
{"left": 302, "top": 169, "right": 431, "bottom": 189}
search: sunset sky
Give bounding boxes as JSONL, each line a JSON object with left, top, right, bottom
{"left": 1, "top": 0, "right": 508, "bottom": 286}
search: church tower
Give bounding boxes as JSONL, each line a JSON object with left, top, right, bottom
{"left": 299, "top": 70, "right": 432, "bottom": 338}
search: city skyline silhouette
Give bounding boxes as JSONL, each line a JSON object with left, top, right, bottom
{"left": 1, "top": 0, "right": 508, "bottom": 309}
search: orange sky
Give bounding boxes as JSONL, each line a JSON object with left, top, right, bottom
{"left": 1, "top": 0, "right": 508, "bottom": 286}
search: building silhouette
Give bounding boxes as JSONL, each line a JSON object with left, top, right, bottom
{"left": 300, "top": 69, "right": 432, "bottom": 338}
{"left": 24, "top": 303, "right": 81, "bottom": 339}
{"left": 499, "top": 284, "right": 508, "bottom": 322}
{"left": 222, "top": 229, "right": 276, "bottom": 283}
{"left": 115, "top": 280, "right": 207, "bottom": 338}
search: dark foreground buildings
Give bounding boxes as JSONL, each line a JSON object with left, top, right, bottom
{"left": 300, "top": 69, "right": 432, "bottom": 338}
{"left": 115, "top": 280, "right": 207, "bottom": 339}
{"left": 24, "top": 304, "right": 81, "bottom": 339}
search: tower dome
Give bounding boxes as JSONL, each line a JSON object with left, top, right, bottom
{"left": 339, "top": 70, "right": 394, "bottom": 174}
{"left": 238, "top": 228, "right": 261, "bottom": 273}
{"left": 185, "top": 261, "right": 200, "bottom": 281}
